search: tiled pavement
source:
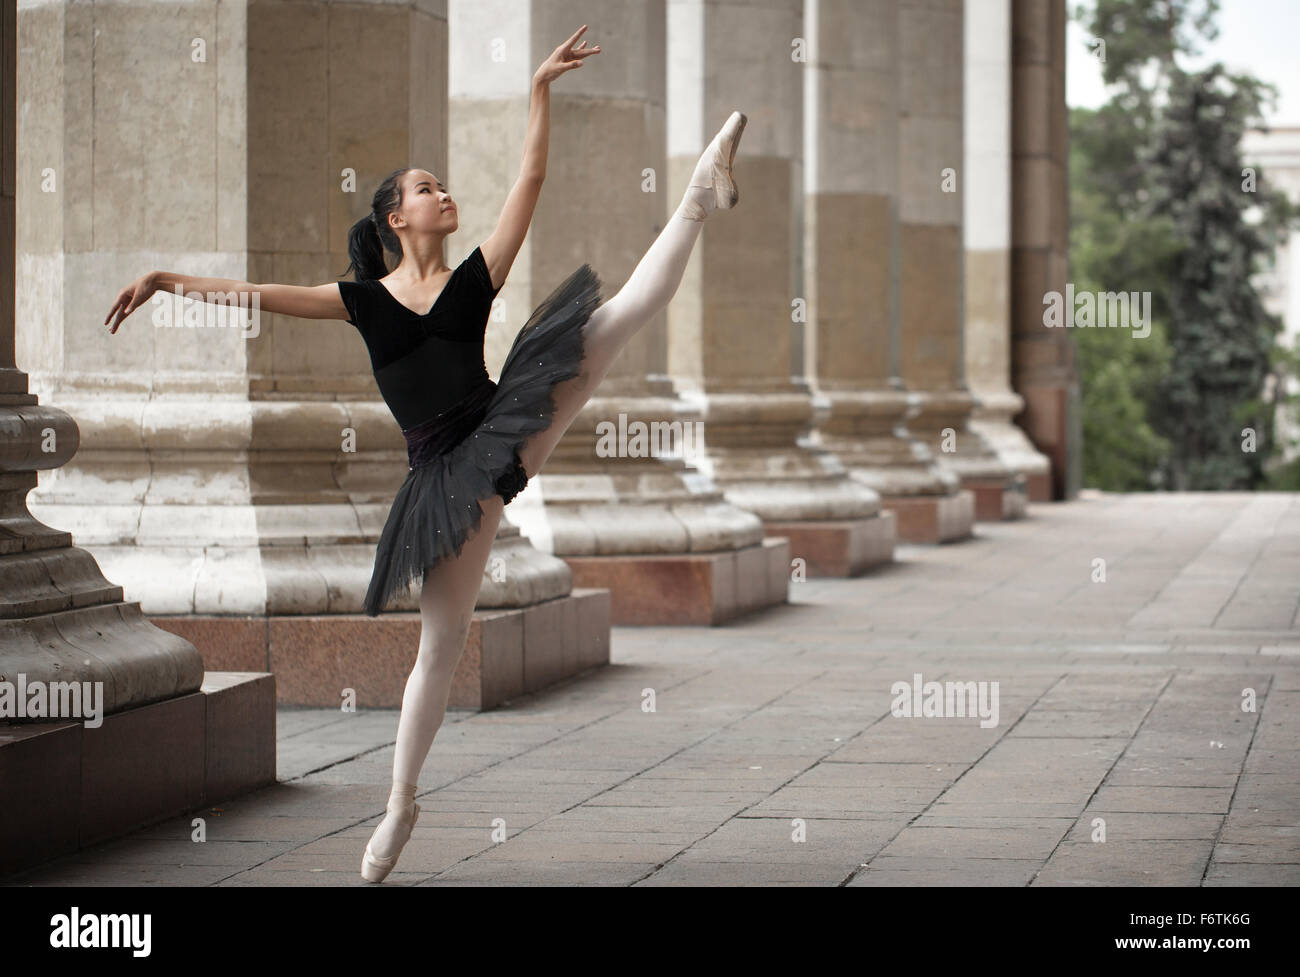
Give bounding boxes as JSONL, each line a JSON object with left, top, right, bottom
{"left": 6, "top": 492, "right": 1299, "bottom": 886}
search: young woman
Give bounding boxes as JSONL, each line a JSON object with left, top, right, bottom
{"left": 105, "top": 24, "right": 747, "bottom": 883}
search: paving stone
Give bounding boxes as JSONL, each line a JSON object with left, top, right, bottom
{"left": 1088, "top": 786, "right": 1234, "bottom": 814}
{"left": 636, "top": 860, "right": 845, "bottom": 886}
{"left": 1064, "top": 812, "right": 1222, "bottom": 841}
{"left": 495, "top": 826, "right": 707, "bottom": 846}
{"left": 672, "top": 817, "right": 903, "bottom": 864}
{"left": 880, "top": 822, "right": 1070, "bottom": 860}
{"left": 217, "top": 868, "right": 426, "bottom": 886}
{"left": 6, "top": 860, "right": 237, "bottom": 886}
{"left": 749, "top": 785, "right": 937, "bottom": 817}
{"left": 1217, "top": 820, "right": 1300, "bottom": 845}
{"left": 1033, "top": 840, "right": 1213, "bottom": 886}
{"left": 432, "top": 859, "right": 662, "bottom": 885}
{"left": 927, "top": 801, "right": 1087, "bottom": 818}
{"left": 536, "top": 806, "right": 724, "bottom": 831}
{"left": 1009, "top": 710, "right": 1145, "bottom": 737}
{"left": 1203, "top": 862, "right": 1300, "bottom": 885}
{"left": 35, "top": 837, "right": 296, "bottom": 867}
{"left": 848, "top": 856, "right": 1041, "bottom": 886}
{"left": 1227, "top": 776, "right": 1300, "bottom": 812}
{"left": 208, "top": 784, "right": 400, "bottom": 819}
{"left": 1211, "top": 843, "right": 1300, "bottom": 863}
{"left": 791, "top": 761, "right": 963, "bottom": 790}
{"left": 1105, "top": 758, "right": 1239, "bottom": 788}
{"left": 8, "top": 493, "right": 1296, "bottom": 887}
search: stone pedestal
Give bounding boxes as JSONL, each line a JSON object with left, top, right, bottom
{"left": 0, "top": 405, "right": 205, "bottom": 716}
{"left": 0, "top": 672, "right": 275, "bottom": 876}
{"left": 564, "top": 536, "right": 790, "bottom": 627}
{"left": 152, "top": 584, "right": 611, "bottom": 711}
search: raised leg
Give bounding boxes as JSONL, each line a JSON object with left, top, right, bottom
{"left": 514, "top": 212, "right": 705, "bottom": 478}
{"left": 514, "top": 110, "right": 746, "bottom": 479}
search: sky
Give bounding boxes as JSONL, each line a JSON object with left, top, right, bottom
{"left": 1066, "top": 0, "right": 1300, "bottom": 125}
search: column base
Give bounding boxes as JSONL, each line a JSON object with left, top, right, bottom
{"left": 1025, "top": 470, "right": 1053, "bottom": 502}
{"left": 878, "top": 489, "right": 976, "bottom": 543}
{"left": 761, "top": 511, "right": 896, "bottom": 577}
{"left": 150, "top": 588, "right": 612, "bottom": 711}
{"left": 961, "top": 473, "right": 1029, "bottom": 521}
{"left": 562, "top": 537, "right": 791, "bottom": 626}
{"left": 0, "top": 672, "right": 275, "bottom": 877}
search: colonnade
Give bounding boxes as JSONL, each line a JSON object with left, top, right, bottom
{"left": 11, "top": 0, "right": 1075, "bottom": 648}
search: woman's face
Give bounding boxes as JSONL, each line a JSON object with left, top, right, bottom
{"left": 394, "top": 168, "right": 457, "bottom": 235}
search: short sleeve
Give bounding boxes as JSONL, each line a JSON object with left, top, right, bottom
{"left": 467, "top": 246, "right": 502, "bottom": 298}
{"left": 337, "top": 280, "right": 363, "bottom": 327}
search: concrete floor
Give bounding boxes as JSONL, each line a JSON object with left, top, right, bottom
{"left": 6, "top": 491, "right": 1298, "bottom": 886}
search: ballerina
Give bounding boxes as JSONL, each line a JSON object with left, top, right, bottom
{"left": 104, "top": 23, "right": 747, "bottom": 883}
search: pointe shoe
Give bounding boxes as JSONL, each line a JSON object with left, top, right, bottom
{"left": 680, "top": 110, "right": 748, "bottom": 220}
{"left": 360, "top": 801, "right": 421, "bottom": 883}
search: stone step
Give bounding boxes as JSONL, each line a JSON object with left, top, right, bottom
{"left": 150, "top": 587, "right": 612, "bottom": 710}
{"left": 0, "top": 672, "right": 275, "bottom": 876}
{"left": 563, "top": 536, "right": 791, "bottom": 626}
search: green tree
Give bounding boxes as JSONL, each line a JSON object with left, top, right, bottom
{"left": 1141, "top": 64, "right": 1293, "bottom": 487}
{"left": 1070, "top": 106, "right": 1176, "bottom": 489}
{"left": 1071, "top": 0, "right": 1296, "bottom": 489}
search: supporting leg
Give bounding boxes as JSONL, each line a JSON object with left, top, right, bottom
{"left": 365, "top": 492, "right": 506, "bottom": 861}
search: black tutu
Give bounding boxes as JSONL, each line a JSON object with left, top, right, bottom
{"left": 363, "top": 262, "right": 604, "bottom": 616}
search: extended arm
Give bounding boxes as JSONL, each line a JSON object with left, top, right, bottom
{"left": 479, "top": 25, "right": 600, "bottom": 291}
{"left": 106, "top": 271, "right": 348, "bottom": 333}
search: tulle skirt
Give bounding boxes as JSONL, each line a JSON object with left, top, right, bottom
{"left": 363, "top": 262, "right": 603, "bottom": 617}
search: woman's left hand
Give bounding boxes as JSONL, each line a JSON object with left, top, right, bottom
{"left": 534, "top": 24, "right": 600, "bottom": 86}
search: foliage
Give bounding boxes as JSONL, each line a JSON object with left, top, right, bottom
{"left": 1069, "top": 0, "right": 1298, "bottom": 489}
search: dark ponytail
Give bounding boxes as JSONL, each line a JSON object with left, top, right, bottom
{"left": 341, "top": 167, "right": 410, "bottom": 281}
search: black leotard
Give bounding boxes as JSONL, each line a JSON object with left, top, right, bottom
{"left": 337, "top": 245, "right": 502, "bottom": 430}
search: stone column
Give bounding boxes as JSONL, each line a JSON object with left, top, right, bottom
{"left": 802, "top": 0, "right": 974, "bottom": 547}
{"left": 21, "top": 0, "right": 413, "bottom": 619}
{"left": 449, "top": 0, "right": 788, "bottom": 623}
{"left": 963, "top": 0, "right": 1047, "bottom": 506}
{"left": 1010, "top": 0, "right": 1078, "bottom": 500}
{"left": 895, "top": 0, "right": 1016, "bottom": 525}
{"left": 2, "top": 0, "right": 202, "bottom": 718}
{"left": 18, "top": 0, "right": 606, "bottom": 704}
{"left": 2, "top": 0, "right": 280, "bottom": 875}
{"left": 661, "top": 0, "right": 894, "bottom": 576}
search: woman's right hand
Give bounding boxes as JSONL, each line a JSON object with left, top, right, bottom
{"left": 105, "top": 271, "right": 160, "bottom": 334}
{"left": 533, "top": 24, "right": 600, "bottom": 87}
